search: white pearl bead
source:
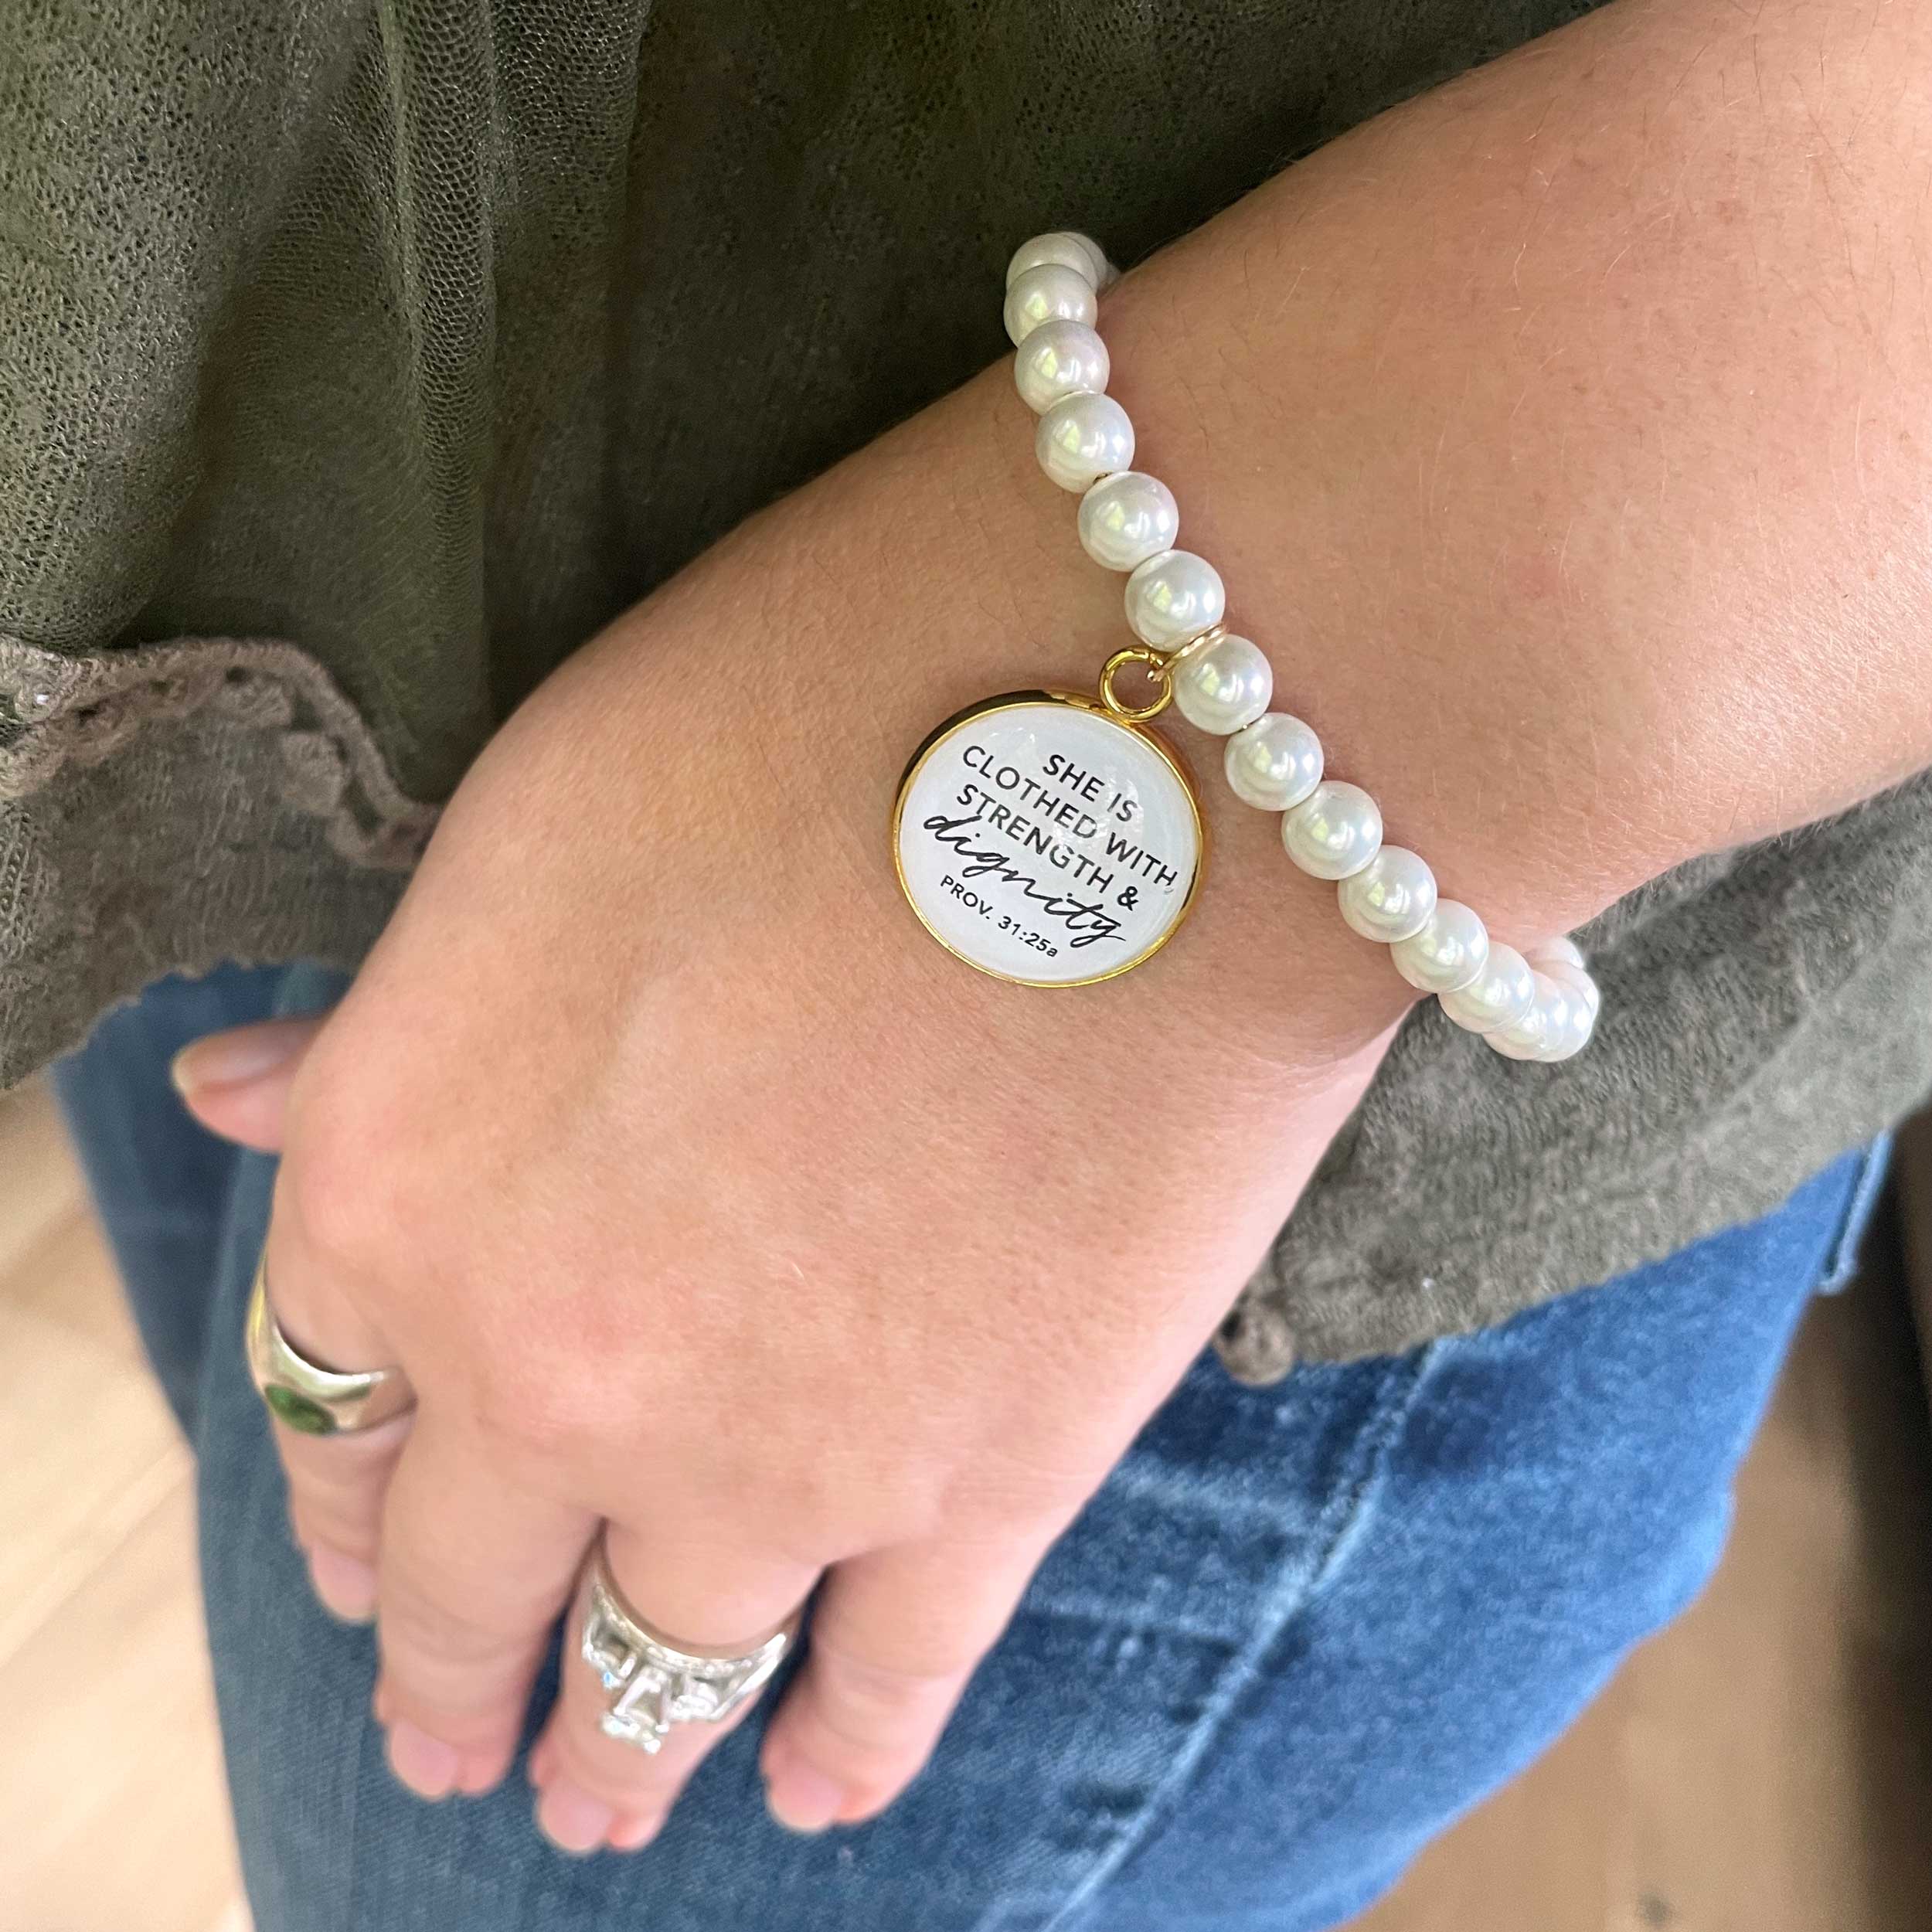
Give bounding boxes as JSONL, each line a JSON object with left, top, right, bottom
{"left": 1124, "top": 549, "right": 1226, "bottom": 648}
{"left": 1036, "top": 393, "right": 1134, "bottom": 492}
{"left": 1528, "top": 935, "right": 1587, "bottom": 973}
{"left": 1013, "top": 320, "right": 1110, "bottom": 414}
{"left": 1004, "top": 263, "right": 1097, "bottom": 346}
{"left": 1542, "top": 957, "right": 1600, "bottom": 1014}
{"left": 1490, "top": 971, "right": 1587, "bottom": 1062}
{"left": 1223, "top": 713, "right": 1323, "bottom": 811}
{"left": 1437, "top": 942, "right": 1536, "bottom": 1034}
{"left": 1078, "top": 471, "right": 1180, "bottom": 571}
{"left": 1390, "top": 900, "right": 1490, "bottom": 994}
{"left": 1170, "top": 631, "right": 1271, "bottom": 736}
{"left": 1534, "top": 976, "right": 1598, "bottom": 1061}
{"left": 1524, "top": 937, "right": 1600, "bottom": 1031}
{"left": 1564, "top": 978, "right": 1603, "bottom": 1029}
{"left": 1281, "top": 781, "right": 1383, "bottom": 881}
{"left": 1488, "top": 1004, "right": 1550, "bottom": 1060}
{"left": 1005, "top": 231, "right": 1110, "bottom": 288}
{"left": 1337, "top": 845, "right": 1438, "bottom": 944}
{"left": 1526, "top": 944, "right": 1600, "bottom": 1024}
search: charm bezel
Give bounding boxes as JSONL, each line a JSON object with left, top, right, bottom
{"left": 891, "top": 688, "right": 1206, "bottom": 989}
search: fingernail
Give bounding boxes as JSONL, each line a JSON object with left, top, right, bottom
{"left": 388, "top": 1722, "right": 462, "bottom": 1801}
{"left": 308, "top": 1544, "right": 378, "bottom": 1624}
{"left": 765, "top": 1760, "right": 846, "bottom": 1835}
{"left": 536, "top": 1778, "right": 615, "bottom": 1856}
{"left": 608, "top": 1811, "right": 666, "bottom": 1852}
{"left": 457, "top": 1744, "right": 514, "bottom": 1797}
{"left": 170, "top": 1022, "right": 308, "bottom": 1096}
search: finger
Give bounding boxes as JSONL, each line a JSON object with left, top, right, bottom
{"left": 531, "top": 1525, "right": 818, "bottom": 1856}
{"left": 760, "top": 1532, "right": 1052, "bottom": 1832}
{"left": 172, "top": 1015, "right": 328, "bottom": 1151}
{"left": 281, "top": 1413, "right": 411, "bottom": 1622}
{"left": 257, "top": 1204, "right": 407, "bottom": 1624}
{"left": 371, "top": 1413, "right": 597, "bottom": 1802}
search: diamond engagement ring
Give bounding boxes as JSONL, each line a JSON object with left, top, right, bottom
{"left": 580, "top": 1536, "right": 797, "bottom": 1755}
{"left": 244, "top": 1254, "right": 416, "bottom": 1437}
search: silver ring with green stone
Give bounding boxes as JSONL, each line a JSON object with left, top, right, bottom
{"left": 244, "top": 1256, "right": 415, "bottom": 1437}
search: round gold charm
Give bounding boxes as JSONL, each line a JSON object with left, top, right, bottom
{"left": 892, "top": 690, "right": 1204, "bottom": 988}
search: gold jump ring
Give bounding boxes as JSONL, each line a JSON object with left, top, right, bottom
{"left": 1098, "top": 645, "right": 1175, "bottom": 723}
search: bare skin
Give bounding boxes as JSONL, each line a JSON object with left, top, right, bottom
{"left": 175, "top": 0, "right": 1932, "bottom": 1859}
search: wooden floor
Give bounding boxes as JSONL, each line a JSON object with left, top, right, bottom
{"left": 2, "top": 1075, "right": 1929, "bottom": 1931}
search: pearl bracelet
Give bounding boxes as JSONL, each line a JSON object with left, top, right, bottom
{"left": 889, "top": 230, "right": 1597, "bottom": 1063}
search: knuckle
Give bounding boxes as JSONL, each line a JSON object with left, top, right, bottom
{"left": 277, "top": 1039, "right": 425, "bottom": 1275}
{"left": 379, "top": 1604, "right": 536, "bottom": 1723}
{"left": 291, "top": 1494, "right": 383, "bottom": 1565}
{"left": 766, "top": 1465, "right": 946, "bottom": 1558}
{"left": 467, "top": 1355, "right": 587, "bottom": 1460}
{"left": 808, "top": 1645, "right": 968, "bottom": 1753}
{"left": 278, "top": 1430, "right": 396, "bottom": 1543}
{"left": 379, "top": 1558, "right": 515, "bottom": 1665}
{"left": 791, "top": 1709, "right": 928, "bottom": 1798}
{"left": 280, "top": 1114, "right": 390, "bottom": 1274}
{"left": 553, "top": 1727, "right": 679, "bottom": 1807}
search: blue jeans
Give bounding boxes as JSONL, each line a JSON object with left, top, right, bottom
{"left": 54, "top": 965, "right": 1891, "bottom": 1932}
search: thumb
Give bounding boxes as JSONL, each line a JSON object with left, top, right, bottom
{"left": 171, "top": 1015, "right": 331, "bottom": 1151}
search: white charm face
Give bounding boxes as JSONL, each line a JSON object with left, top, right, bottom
{"left": 893, "top": 692, "right": 1203, "bottom": 987}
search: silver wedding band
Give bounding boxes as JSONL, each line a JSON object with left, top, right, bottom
{"left": 580, "top": 1533, "right": 797, "bottom": 1756}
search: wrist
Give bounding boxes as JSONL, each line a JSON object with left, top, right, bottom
{"left": 590, "top": 209, "right": 1656, "bottom": 1087}
{"left": 594, "top": 372, "right": 1420, "bottom": 1090}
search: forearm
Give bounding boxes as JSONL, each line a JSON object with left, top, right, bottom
{"left": 1127, "top": 0, "right": 1932, "bottom": 906}
{"left": 549, "top": 0, "right": 1930, "bottom": 1082}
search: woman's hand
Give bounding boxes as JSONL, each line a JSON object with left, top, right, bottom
{"left": 177, "top": 502, "right": 1403, "bottom": 1849}
{"left": 175, "top": 0, "right": 1932, "bottom": 1858}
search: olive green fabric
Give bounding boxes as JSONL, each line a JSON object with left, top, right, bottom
{"left": 3, "top": 0, "right": 1614, "bottom": 796}
{"left": 4, "top": 0, "right": 1930, "bottom": 1372}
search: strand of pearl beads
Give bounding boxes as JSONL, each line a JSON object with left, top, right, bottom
{"left": 1003, "top": 230, "right": 1599, "bottom": 1062}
